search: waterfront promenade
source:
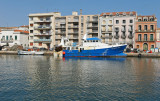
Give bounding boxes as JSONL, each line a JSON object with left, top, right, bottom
{"left": 1, "top": 51, "right": 160, "bottom": 57}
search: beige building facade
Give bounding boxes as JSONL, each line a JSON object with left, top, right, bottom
{"left": 29, "top": 12, "right": 61, "bottom": 49}
{"left": 29, "top": 11, "right": 99, "bottom": 49}
{"left": 100, "top": 11, "right": 137, "bottom": 48}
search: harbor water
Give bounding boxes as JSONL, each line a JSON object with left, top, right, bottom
{"left": 0, "top": 55, "right": 160, "bottom": 100}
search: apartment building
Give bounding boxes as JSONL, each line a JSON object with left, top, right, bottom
{"left": 54, "top": 12, "right": 99, "bottom": 45}
{"left": 100, "top": 11, "right": 137, "bottom": 48}
{"left": 28, "top": 12, "right": 61, "bottom": 49}
{"left": 29, "top": 11, "right": 99, "bottom": 49}
{"left": 156, "top": 28, "right": 160, "bottom": 48}
{"left": 135, "top": 15, "right": 157, "bottom": 51}
{"left": 0, "top": 26, "right": 29, "bottom": 48}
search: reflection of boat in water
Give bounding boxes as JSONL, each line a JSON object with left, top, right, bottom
{"left": 63, "top": 57, "right": 126, "bottom": 61}
{"left": 18, "top": 50, "right": 44, "bottom": 55}
{"left": 61, "top": 34, "right": 127, "bottom": 57}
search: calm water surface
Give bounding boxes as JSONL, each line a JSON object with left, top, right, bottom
{"left": 0, "top": 55, "right": 160, "bottom": 100}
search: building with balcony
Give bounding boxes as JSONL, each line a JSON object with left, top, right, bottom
{"left": 29, "top": 12, "right": 61, "bottom": 49}
{"left": 54, "top": 11, "right": 99, "bottom": 45}
{"left": 100, "top": 11, "right": 136, "bottom": 47}
{"left": 156, "top": 28, "right": 160, "bottom": 48}
{"left": 135, "top": 15, "right": 157, "bottom": 51}
{"left": 0, "top": 26, "right": 29, "bottom": 48}
{"left": 29, "top": 11, "right": 99, "bottom": 48}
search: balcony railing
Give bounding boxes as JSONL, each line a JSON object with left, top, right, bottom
{"left": 68, "top": 26, "right": 79, "bottom": 28}
{"left": 101, "top": 35, "right": 113, "bottom": 39}
{"left": 128, "top": 34, "right": 133, "bottom": 39}
{"left": 88, "top": 31, "right": 98, "bottom": 33}
{"left": 69, "top": 37, "right": 79, "bottom": 39}
{"left": 87, "top": 19, "right": 98, "bottom": 22}
{"left": 135, "top": 30, "right": 156, "bottom": 33}
{"left": 121, "top": 29, "right": 126, "bottom": 32}
{"left": 115, "top": 29, "right": 119, "bottom": 32}
{"left": 1, "top": 39, "right": 13, "bottom": 43}
{"left": 128, "top": 29, "right": 133, "bottom": 32}
{"left": 34, "top": 33, "right": 52, "bottom": 36}
{"left": 114, "top": 35, "right": 119, "bottom": 39}
{"left": 87, "top": 25, "right": 98, "bottom": 28}
{"left": 121, "top": 34, "right": 126, "bottom": 39}
{"left": 55, "top": 32, "right": 66, "bottom": 34}
{"left": 55, "top": 37, "right": 61, "bottom": 39}
{"left": 68, "top": 19, "right": 79, "bottom": 22}
{"left": 34, "top": 19, "right": 51, "bottom": 23}
{"left": 136, "top": 39, "right": 156, "bottom": 42}
{"left": 34, "top": 39, "right": 52, "bottom": 42}
{"left": 68, "top": 31, "right": 79, "bottom": 34}
{"left": 55, "top": 26, "right": 66, "bottom": 29}
{"left": 34, "top": 26, "right": 52, "bottom": 29}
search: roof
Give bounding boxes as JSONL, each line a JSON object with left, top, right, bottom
{"left": 86, "top": 37, "right": 101, "bottom": 41}
{"left": 14, "top": 30, "right": 29, "bottom": 34}
{"left": 20, "top": 25, "right": 29, "bottom": 28}
{"left": 100, "top": 11, "right": 136, "bottom": 16}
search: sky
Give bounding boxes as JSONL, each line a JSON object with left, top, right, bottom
{"left": 0, "top": 0, "right": 160, "bottom": 27}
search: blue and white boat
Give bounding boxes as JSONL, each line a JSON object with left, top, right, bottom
{"left": 61, "top": 35, "right": 127, "bottom": 57}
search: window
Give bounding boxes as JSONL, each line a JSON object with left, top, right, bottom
{"left": 10, "top": 36, "right": 12, "bottom": 40}
{"left": 138, "top": 25, "right": 141, "bottom": 30}
{"left": 138, "top": 34, "right": 141, "bottom": 41}
{"left": 30, "top": 24, "right": 33, "bottom": 27}
{"left": 130, "top": 20, "right": 133, "bottom": 23}
{"left": 2, "top": 36, "right": 5, "bottom": 40}
{"left": 150, "top": 18, "right": 154, "bottom": 21}
{"left": 116, "top": 20, "right": 119, "bottom": 24}
{"left": 30, "top": 17, "right": 33, "bottom": 21}
{"left": 30, "top": 36, "right": 33, "bottom": 40}
{"left": 15, "top": 35, "right": 17, "bottom": 40}
{"left": 144, "top": 25, "right": 148, "bottom": 30}
{"left": 150, "top": 25, "right": 154, "bottom": 30}
{"left": 81, "top": 16, "right": 84, "bottom": 22}
{"left": 144, "top": 34, "right": 147, "bottom": 41}
{"left": 151, "top": 45, "right": 154, "bottom": 48}
{"left": 116, "top": 32, "right": 119, "bottom": 36}
{"left": 138, "top": 19, "right": 141, "bottom": 21}
{"left": 30, "top": 30, "right": 33, "bottom": 33}
{"left": 30, "top": 42, "right": 33, "bottom": 46}
{"left": 46, "top": 17, "right": 50, "bottom": 21}
{"left": 6, "top": 36, "right": 8, "bottom": 40}
{"left": 123, "top": 20, "right": 126, "bottom": 24}
{"left": 144, "top": 18, "right": 147, "bottom": 21}
{"left": 39, "top": 42, "right": 42, "bottom": 46}
{"left": 150, "top": 34, "right": 153, "bottom": 41}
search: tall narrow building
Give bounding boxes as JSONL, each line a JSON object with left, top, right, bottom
{"left": 54, "top": 12, "right": 99, "bottom": 45}
{"left": 100, "top": 11, "right": 137, "bottom": 48}
{"left": 29, "top": 12, "right": 61, "bottom": 49}
{"left": 135, "top": 15, "right": 157, "bottom": 51}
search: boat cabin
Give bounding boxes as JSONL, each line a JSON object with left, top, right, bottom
{"left": 83, "top": 37, "right": 102, "bottom": 47}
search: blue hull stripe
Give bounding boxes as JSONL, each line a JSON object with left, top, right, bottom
{"left": 63, "top": 45, "right": 127, "bottom": 57}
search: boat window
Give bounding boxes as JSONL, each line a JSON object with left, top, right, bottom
{"left": 84, "top": 40, "right": 86, "bottom": 42}
{"left": 96, "top": 40, "right": 98, "bottom": 42}
{"left": 93, "top": 40, "right": 95, "bottom": 42}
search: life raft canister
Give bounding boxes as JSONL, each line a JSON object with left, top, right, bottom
{"left": 63, "top": 51, "right": 65, "bottom": 55}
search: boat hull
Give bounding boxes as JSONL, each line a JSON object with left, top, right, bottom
{"left": 18, "top": 51, "right": 44, "bottom": 55}
{"left": 63, "top": 45, "right": 127, "bottom": 57}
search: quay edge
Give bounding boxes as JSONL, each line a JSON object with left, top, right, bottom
{"left": 126, "top": 53, "right": 160, "bottom": 58}
{"left": 0, "top": 51, "right": 54, "bottom": 56}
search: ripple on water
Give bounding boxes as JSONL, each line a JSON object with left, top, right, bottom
{"left": 0, "top": 56, "right": 160, "bottom": 100}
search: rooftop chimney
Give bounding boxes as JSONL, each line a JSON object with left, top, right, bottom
{"left": 80, "top": 9, "right": 82, "bottom": 15}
